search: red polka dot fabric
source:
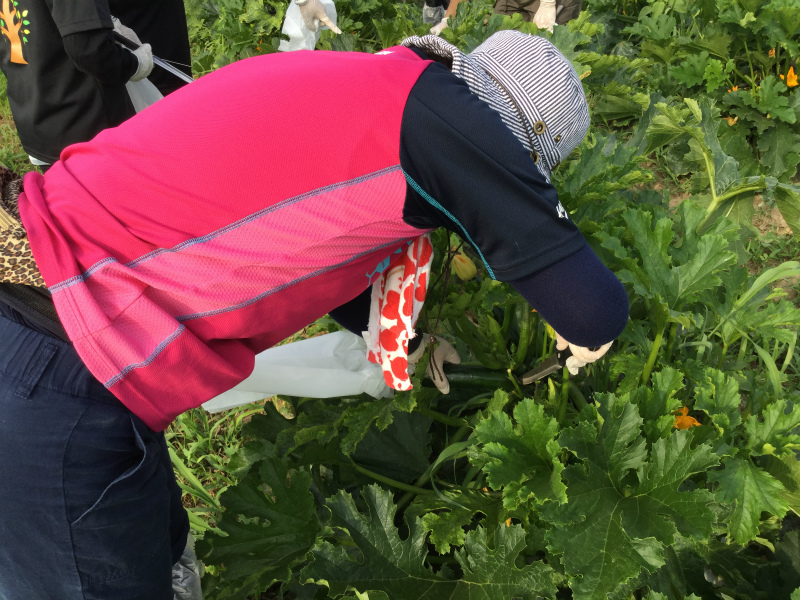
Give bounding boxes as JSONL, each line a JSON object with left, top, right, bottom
{"left": 364, "top": 234, "right": 433, "bottom": 390}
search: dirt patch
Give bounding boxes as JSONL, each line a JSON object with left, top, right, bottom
{"left": 668, "top": 188, "right": 691, "bottom": 208}
{"left": 753, "top": 195, "right": 792, "bottom": 236}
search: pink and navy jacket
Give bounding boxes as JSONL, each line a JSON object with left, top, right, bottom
{"left": 20, "top": 47, "right": 432, "bottom": 430}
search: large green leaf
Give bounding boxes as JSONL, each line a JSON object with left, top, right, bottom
{"left": 741, "top": 76, "right": 796, "bottom": 123}
{"left": 697, "top": 98, "right": 742, "bottom": 196}
{"left": 613, "top": 205, "right": 735, "bottom": 313}
{"left": 628, "top": 366, "right": 685, "bottom": 442}
{"left": 708, "top": 456, "right": 789, "bottom": 544}
{"left": 618, "top": 209, "right": 677, "bottom": 304}
{"left": 694, "top": 368, "right": 742, "bottom": 439}
{"left": 351, "top": 411, "right": 432, "bottom": 484}
{"left": 545, "top": 398, "right": 719, "bottom": 600}
{"left": 197, "top": 457, "right": 320, "bottom": 599}
{"left": 302, "top": 485, "right": 557, "bottom": 599}
{"left": 670, "top": 51, "right": 711, "bottom": 88}
{"left": 763, "top": 453, "right": 800, "bottom": 514}
{"left": 408, "top": 490, "right": 505, "bottom": 554}
{"left": 744, "top": 399, "right": 800, "bottom": 455}
{"left": 469, "top": 398, "right": 567, "bottom": 509}
{"left": 758, "top": 128, "right": 800, "bottom": 180}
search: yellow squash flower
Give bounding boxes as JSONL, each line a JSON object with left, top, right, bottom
{"left": 769, "top": 48, "right": 776, "bottom": 58}
{"left": 451, "top": 245, "right": 477, "bottom": 281}
{"left": 673, "top": 406, "right": 701, "bottom": 430}
{"left": 787, "top": 66, "right": 798, "bottom": 87}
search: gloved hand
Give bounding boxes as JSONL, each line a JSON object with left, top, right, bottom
{"left": 129, "top": 43, "right": 154, "bottom": 82}
{"left": 111, "top": 16, "right": 142, "bottom": 45}
{"left": 408, "top": 333, "right": 461, "bottom": 394}
{"left": 430, "top": 17, "right": 449, "bottom": 36}
{"left": 533, "top": 0, "right": 557, "bottom": 32}
{"left": 296, "top": 0, "right": 342, "bottom": 34}
{"left": 112, "top": 17, "right": 154, "bottom": 82}
{"left": 556, "top": 332, "right": 612, "bottom": 376}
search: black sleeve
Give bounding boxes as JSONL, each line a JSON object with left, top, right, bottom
{"left": 49, "top": 0, "right": 113, "bottom": 36}
{"left": 62, "top": 28, "right": 138, "bottom": 85}
{"left": 399, "top": 56, "right": 586, "bottom": 282}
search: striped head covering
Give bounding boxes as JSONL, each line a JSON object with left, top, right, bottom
{"left": 402, "top": 30, "right": 589, "bottom": 181}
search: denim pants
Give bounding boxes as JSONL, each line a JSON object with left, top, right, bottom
{"left": 0, "top": 316, "right": 189, "bottom": 600}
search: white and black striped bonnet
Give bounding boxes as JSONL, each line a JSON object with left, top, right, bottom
{"left": 402, "top": 31, "right": 589, "bottom": 181}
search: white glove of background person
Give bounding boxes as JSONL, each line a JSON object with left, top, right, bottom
{"left": 112, "top": 17, "right": 153, "bottom": 82}
{"left": 408, "top": 333, "right": 461, "bottom": 394}
{"left": 556, "top": 332, "right": 613, "bottom": 376}
{"left": 533, "top": 0, "right": 557, "bottom": 32}
{"left": 129, "top": 44, "right": 154, "bottom": 82}
{"left": 296, "top": 0, "right": 342, "bottom": 34}
{"left": 111, "top": 16, "right": 142, "bottom": 45}
{"left": 430, "top": 17, "right": 449, "bottom": 36}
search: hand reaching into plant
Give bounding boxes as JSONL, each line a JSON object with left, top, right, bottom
{"left": 408, "top": 333, "right": 461, "bottom": 394}
{"left": 555, "top": 332, "right": 612, "bottom": 375}
{"left": 296, "top": 0, "right": 342, "bottom": 34}
{"left": 533, "top": 0, "right": 557, "bottom": 32}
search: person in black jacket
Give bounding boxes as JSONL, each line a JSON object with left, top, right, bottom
{"left": 0, "top": 0, "right": 191, "bottom": 169}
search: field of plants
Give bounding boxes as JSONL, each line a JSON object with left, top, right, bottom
{"left": 2, "top": 0, "right": 799, "bottom": 598}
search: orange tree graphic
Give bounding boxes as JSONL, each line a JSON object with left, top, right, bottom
{"left": 0, "top": 0, "right": 28, "bottom": 64}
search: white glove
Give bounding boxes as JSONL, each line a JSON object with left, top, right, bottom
{"left": 295, "top": 0, "right": 342, "bottom": 34}
{"left": 556, "top": 332, "right": 612, "bottom": 376}
{"left": 111, "top": 16, "right": 142, "bottom": 46}
{"left": 408, "top": 333, "right": 461, "bottom": 394}
{"left": 129, "top": 43, "right": 154, "bottom": 82}
{"left": 430, "top": 17, "right": 449, "bottom": 36}
{"left": 533, "top": 0, "right": 557, "bottom": 32}
{"left": 112, "top": 17, "right": 153, "bottom": 82}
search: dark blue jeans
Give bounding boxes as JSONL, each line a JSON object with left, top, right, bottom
{"left": 0, "top": 316, "right": 189, "bottom": 600}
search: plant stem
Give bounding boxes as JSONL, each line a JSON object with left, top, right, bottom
{"left": 568, "top": 381, "right": 588, "bottom": 410}
{"left": 697, "top": 180, "right": 765, "bottom": 232}
{"left": 416, "top": 406, "right": 469, "bottom": 428}
{"left": 557, "top": 366, "right": 570, "bottom": 423}
{"left": 717, "top": 181, "right": 765, "bottom": 204}
{"left": 717, "top": 342, "right": 729, "bottom": 370}
{"left": 641, "top": 326, "right": 665, "bottom": 386}
{"left": 501, "top": 301, "right": 515, "bottom": 339}
{"left": 737, "top": 337, "right": 748, "bottom": 363}
{"left": 350, "top": 460, "right": 431, "bottom": 495}
{"left": 397, "top": 425, "right": 470, "bottom": 509}
{"left": 508, "top": 368, "right": 526, "bottom": 399}
{"left": 664, "top": 322, "right": 678, "bottom": 363}
{"left": 515, "top": 306, "right": 532, "bottom": 366}
{"left": 743, "top": 39, "right": 756, "bottom": 87}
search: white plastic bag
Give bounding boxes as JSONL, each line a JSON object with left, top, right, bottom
{"left": 278, "top": 0, "right": 337, "bottom": 52}
{"left": 125, "top": 77, "right": 164, "bottom": 113}
{"left": 202, "top": 331, "right": 392, "bottom": 413}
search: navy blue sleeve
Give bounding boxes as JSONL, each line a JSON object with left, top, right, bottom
{"left": 399, "top": 55, "right": 586, "bottom": 282}
{"left": 509, "top": 245, "right": 629, "bottom": 347}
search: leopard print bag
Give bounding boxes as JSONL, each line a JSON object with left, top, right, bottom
{"left": 0, "top": 166, "right": 44, "bottom": 287}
